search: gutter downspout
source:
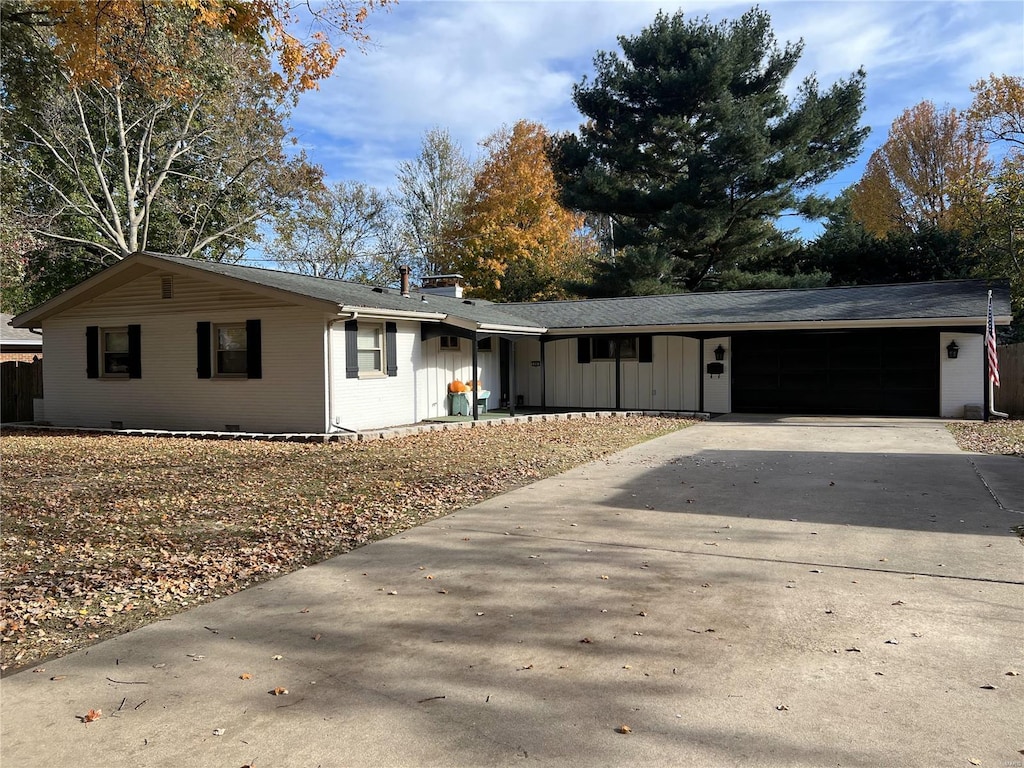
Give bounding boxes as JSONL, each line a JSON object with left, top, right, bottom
{"left": 327, "top": 313, "right": 360, "bottom": 433}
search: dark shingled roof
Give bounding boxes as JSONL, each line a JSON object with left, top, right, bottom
{"left": 147, "top": 254, "right": 545, "bottom": 330}
{"left": 502, "top": 280, "right": 1012, "bottom": 330}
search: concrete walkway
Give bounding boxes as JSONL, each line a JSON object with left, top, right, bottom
{"left": 2, "top": 416, "right": 1022, "bottom": 767}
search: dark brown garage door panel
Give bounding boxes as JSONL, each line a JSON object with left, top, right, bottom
{"left": 732, "top": 329, "right": 939, "bottom": 416}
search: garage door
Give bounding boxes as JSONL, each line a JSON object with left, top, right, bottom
{"left": 731, "top": 329, "right": 939, "bottom": 416}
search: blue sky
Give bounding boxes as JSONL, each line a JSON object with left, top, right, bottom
{"left": 283, "top": 0, "right": 1024, "bottom": 246}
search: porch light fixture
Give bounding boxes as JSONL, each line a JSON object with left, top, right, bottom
{"left": 713, "top": 344, "right": 726, "bottom": 361}
{"left": 946, "top": 340, "right": 959, "bottom": 359}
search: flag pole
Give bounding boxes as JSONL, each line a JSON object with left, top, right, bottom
{"left": 987, "top": 289, "right": 1008, "bottom": 419}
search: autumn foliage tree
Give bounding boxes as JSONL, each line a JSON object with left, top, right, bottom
{"left": 447, "top": 121, "right": 596, "bottom": 302}
{"left": 849, "top": 101, "right": 991, "bottom": 236}
{"left": 3, "top": 0, "right": 391, "bottom": 95}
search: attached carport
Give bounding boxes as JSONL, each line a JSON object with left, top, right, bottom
{"left": 731, "top": 328, "right": 940, "bottom": 416}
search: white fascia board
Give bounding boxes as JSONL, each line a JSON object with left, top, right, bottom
{"left": 541, "top": 316, "right": 1007, "bottom": 335}
{"left": 439, "top": 315, "right": 546, "bottom": 335}
{"left": 478, "top": 323, "right": 547, "bottom": 335}
{"left": 339, "top": 305, "right": 447, "bottom": 322}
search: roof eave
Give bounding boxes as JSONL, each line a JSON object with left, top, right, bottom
{"left": 541, "top": 316, "right": 1010, "bottom": 335}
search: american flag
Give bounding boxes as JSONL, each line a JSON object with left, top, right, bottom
{"left": 986, "top": 290, "right": 1000, "bottom": 387}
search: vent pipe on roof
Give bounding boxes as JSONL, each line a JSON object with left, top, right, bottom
{"left": 399, "top": 265, "right": 410, "bottom": 298}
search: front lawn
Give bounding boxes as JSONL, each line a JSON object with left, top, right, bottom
{"left": 947, "top": 419, "right": 1024, "bottom": 457}
{"left": 0, "top": 416, "right": 692, "bottom": 671}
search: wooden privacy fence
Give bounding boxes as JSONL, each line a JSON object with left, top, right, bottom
{"left": 1, "top": 359, "right": 43, "bottom": 423}
{"left": 994, "top": 342, "right": 1024, "bottom": 418}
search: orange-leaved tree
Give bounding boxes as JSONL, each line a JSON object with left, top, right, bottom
{"left": 849, "top": 101, "right": 991, "bottom": 237}
{"left": 446, "top": 120, "right": 596, "bottom": 302}
{"left": 5, "top": 0, "right": 391, "bottom": 96}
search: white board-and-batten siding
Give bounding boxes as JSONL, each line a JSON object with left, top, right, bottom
{"left": 539, "top": 336, "right": 702, "bottom": 411}
{"left": 418, "top": 336, "right": 499, "bottom": 419}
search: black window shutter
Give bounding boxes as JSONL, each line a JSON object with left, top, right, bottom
{"left": 127, "top": 324, "right": 142, "bottom": 378}
{"left": 385, "top": 322, "right": 398, "bottom": 377}
{"left": 638, "top": 335, "right": 653, "bottom": 364}
{"left": 345, "top": 319, "right": 359, "bottom": 378}
{"left": 577, "top": 336, "right": 591, "bottom": 364}
{"left": 86, "top": 326, "right": 99, "bottom": 378}
{"left": 196, "top": 322, "right": 212, "bottom": 379}
{"left": 246, "top": 319, "right": 262, "bottom": 379}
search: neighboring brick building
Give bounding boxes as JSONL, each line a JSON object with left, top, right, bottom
{"left": 2, "top": 313, "right": 42, "bottom": 362}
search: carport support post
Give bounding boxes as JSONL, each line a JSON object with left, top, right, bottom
{"left": 540, "top": 338, "right": 547, "bottom": 409}
{"left": 472, "top": 334, "right": 479, "bottom": 421}
{"left": 509, "top": 340, "right": 517, "bottom": 417}
{"left": 615, "top": 337, "right": 621, "bottom": 410}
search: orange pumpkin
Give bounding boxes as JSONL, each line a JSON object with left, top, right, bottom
{"left": 449, "top": 380, "right": 467, "bottom": 393}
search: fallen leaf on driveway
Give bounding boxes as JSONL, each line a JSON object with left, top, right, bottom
{"left": 83, "top": 709, "right": 101, "bottom": 723}
{"left": 580, "top": 637, "right": 593, "bottom": 644}
{"left": 269, "top": 687, "right": 289, "bottom": 695}
{"left": 240, "top": 673, "right": 252, "bottom": 680}
{"left": 617, "top": 725, "right": 632, "bottom": 734}
{"left": 212, "top": 728, "right": 225, "bottom": 736}
{"left": 979, "top": 684, "right": 997, "bottom": 690}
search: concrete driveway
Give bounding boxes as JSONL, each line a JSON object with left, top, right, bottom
{"left": 2, "top": 416, "right": 1022, "bottom": 767}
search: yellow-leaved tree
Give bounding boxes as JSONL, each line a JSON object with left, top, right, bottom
{"left": 849, "top": 101, "right": 991, "bottom": 237}
{"left": 447, "top": 120, "right": 596, "bottom": 302}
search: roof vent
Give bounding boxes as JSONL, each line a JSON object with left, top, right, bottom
{"left": 161, "top": 276, "right": 174, "bottom": 299}
{"left": 372, "top": 286, "right": 389, "bottom": 294}
{"left": 462, "top": 299, "right": 475, "bottom": 305}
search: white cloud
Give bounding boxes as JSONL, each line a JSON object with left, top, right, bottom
{"left": 289, "top": 0, "right": 1023, "bottom": 199}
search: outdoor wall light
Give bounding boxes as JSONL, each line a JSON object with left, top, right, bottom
{"left": 713, "top": 344, "right": 726, "bottom": 361}
{"left": 946, "top": 340, "right": 959, "bottom": 359}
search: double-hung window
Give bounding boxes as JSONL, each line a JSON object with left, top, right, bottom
{"left": 345, "top": 320, "right": 397, "bottom": 378}
{"left": 357, "top": 323, "right": 384, "bottom": 375}
{"left": 102, "top": 328, "right": 131, "bottom": 376}
{"left": 86, "top": 324, "right": 141, "bottom": 379}
{"left": 196, "top": 320, "right": 262, "bottom": 379}
{"left": 215, "top": 324, "right": 248, "bottom": 376}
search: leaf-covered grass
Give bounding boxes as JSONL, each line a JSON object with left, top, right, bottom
{"left": 947, "top": 419, "right": 1024, "bottom": 457}
{"left": 0, "top": 416, "right": 692, "bottom": 671}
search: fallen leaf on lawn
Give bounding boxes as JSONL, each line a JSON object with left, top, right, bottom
{"left": 892, "top": 600, "right": 905, "bottom": 606}
{"left": 622, "top": 665, "right": 632, "bottom": 670}
{"left": 269, "top": 687, "right": 289, "bottom": 695}
{"left": 272, "top": 655, "right": 283, "bottom": 660}
{"left": 968, "top": 759, "right": 981, "bottom": 766}
{"left": 476, "top": 612, "right": 485, "bottom": 616}
{"left": 299, "top": 608, "right": 310, "bottom": 614}
{"left": 580, "top": 637, "right": 593, "bottom": 644}
{"left": 83, "top": 709, "right": 101, "bottom": 723}
{"left": 1006, "top": 670, "right": 1019, "bottom": 676}
{"left": 979, "top": 684, "right": 997, "bottom": 690}
{"left": 617, "top": 725, "right": 632, "bottom": 734}
{"left": 212, "top": 728, "right": 225, "bottom": 736}
{"left": 518, "top": 664, "right": 533, "bottom": 671}
{"left": 438, "top": 589, "right": 448, "bottom": 594}
{"left": 312, "top": 634, "right": 321, "bottom": 641}
{"left": 599, "top": 575, "right": 609, "bottom": 580}
{"left": 775, "top": 704, "right": 789, "bottom": 711}
{"left": 387, "top": 590, "right": 398, "bottom": 596}
{"left": 240, "top": 673, "right": 252, "bottom": 680}
{"left": 637, "top": 611, "right": 647, "bottom": 617}
{"left": 846, "top": 647, "right": 862, "bottom": 653}
{"left": 50, "top": 675, "right": 67, "bottom": 681}
{"left": 885, "top": 639, "right": 900, "bottom": 645}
